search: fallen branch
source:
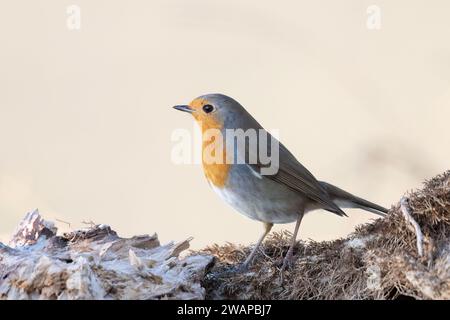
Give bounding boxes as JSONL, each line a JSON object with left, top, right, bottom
{"left": 1, "top": 171, "right": 449, "bottom": 300}
{"left": 400, "top": 196, "right": 424, "bottom": 257}
{"left": 0, "top": 210, "right": 213, "bottom": 300}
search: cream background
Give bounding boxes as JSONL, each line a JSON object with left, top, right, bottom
{"left": 0, "top": 1, "right": 449, "bottom": 248}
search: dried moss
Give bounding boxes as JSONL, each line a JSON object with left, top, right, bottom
{"left": 199, "top": 171, "right": 450, "bottom": 300}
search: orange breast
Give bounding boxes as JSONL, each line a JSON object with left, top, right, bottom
{"left": 189, "top": 97, "right": 231, "bottom": 188}
{"left": 199, "top": 116, "right": 230, "bottom": 188}
{"left": 203, "top": 159, "right": 230, "bottom": 188}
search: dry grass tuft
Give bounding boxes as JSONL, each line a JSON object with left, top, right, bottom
{"left": 199, "top": 171, "right": 450, "bottom": 299}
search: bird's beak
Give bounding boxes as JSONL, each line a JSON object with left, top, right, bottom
{"left": 173, "top": 105, "right": 193, "bottom": 113}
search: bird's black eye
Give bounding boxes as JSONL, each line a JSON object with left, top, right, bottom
{"left": 202, "top": 104, "right": 214, "bottom": 113}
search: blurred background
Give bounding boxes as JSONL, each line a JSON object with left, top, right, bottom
{"left": 0, "top": 0, "right": 449, "bottom": 248}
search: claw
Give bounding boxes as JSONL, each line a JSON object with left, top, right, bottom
{"left": 281, "top": 249, "right": 296, "bottom": 272}
{"left": 279, "top": 248, "right": 297, "bottom": 282}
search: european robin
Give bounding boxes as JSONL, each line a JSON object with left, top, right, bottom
{"left": 174, "top": 93, "right": 387, "bottom": 271}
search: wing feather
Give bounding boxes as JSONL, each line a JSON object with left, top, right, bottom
{"left": 248, "top": 142, "right": 347, "bottom": 216}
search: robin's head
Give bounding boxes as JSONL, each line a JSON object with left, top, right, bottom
{"left": 173, "top": 93, "right": 252, "bottom": 130}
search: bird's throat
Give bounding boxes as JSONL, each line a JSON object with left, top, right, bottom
{"left": 200, "top": 121, "right": 230, "bottom": 188}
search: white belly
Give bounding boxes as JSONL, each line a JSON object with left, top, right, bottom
{"left": 209, "top": 167, "right": 306, "bottom": 224}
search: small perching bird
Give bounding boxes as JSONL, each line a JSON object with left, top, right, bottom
{"left": 174, "top": 93, "right": 387, "bottom": 271}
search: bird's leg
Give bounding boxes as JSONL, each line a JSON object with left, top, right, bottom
{"left": 240, "top": 222, "right": 273, "bottom": 270}
{"left": 281, "top": 212, "right": 304, "bottom": 271}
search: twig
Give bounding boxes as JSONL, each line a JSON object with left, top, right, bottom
{"left": 81, "top": 220, "right": 97, "bottom": 228}
{"left": 55, "top": 218, "right": 71, "bottom": 229}
{"left": 400, "top": 197, "right": 424, "bottom": 257}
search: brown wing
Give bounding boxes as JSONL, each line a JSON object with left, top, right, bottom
{"left": 249, "top": 143, "right": 347, "bottom": 217}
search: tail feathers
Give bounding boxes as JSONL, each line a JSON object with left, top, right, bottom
{"left": 334, "top": 198, "right": 388, "bottom": 217}
{"left": 319, "top": 181, "right": 388, "bottom": 217}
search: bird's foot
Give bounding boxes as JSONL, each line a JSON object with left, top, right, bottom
{"left": 282, "top": 248, "right": 297, "bottom": 271}
{"left": 279, "top": 248, "right": 297, "bottom": 282}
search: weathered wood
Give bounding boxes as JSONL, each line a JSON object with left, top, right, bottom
{"left": 1, "top": 170, "right": 449, "bottom": 300}
{"left": 0, "top": 210, "right": 213, "bottom": 300}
